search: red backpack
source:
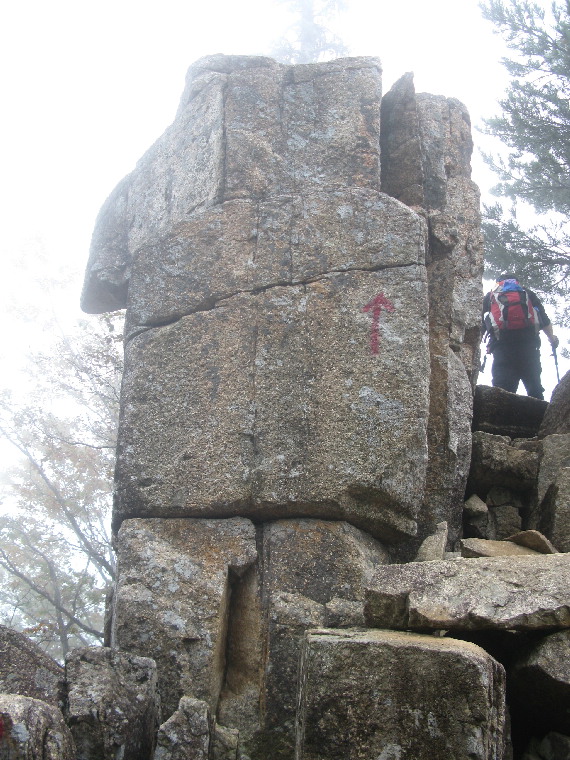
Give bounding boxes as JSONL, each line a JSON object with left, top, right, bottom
{"left": 486, "top": 280, "right": 538, "bottom": 338}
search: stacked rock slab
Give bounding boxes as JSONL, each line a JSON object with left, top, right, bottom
{"left": 381, "top": 72, "right": 483, "bottom": 546}
{"left": 81, "top": 54, "right": 484, "bottom": 759}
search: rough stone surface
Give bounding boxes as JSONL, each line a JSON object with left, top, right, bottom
{"left": 365, "top": 554, "right": 570, "bottom": 631}
{"left": 464, "top": 493, "right": 488, "bottom": 516}
{"left": 65, "top": 647, "right": 159, "bottom": 760}
{"left": 473, "top": 385, "right": 547, "bottom": 438}
{"left": 153, "top": 697, "right": 210, "bottom": 760}
{"left": 510, "top": 631, "right": 570, "bottom": 735}
{"left": 539, "top": 370, "right": 570, "bottom": 437}
{"left": 380, "top": 75, "right": 483, "bottom": 547}
{"left": 538, "top": 467, "right": 570, "bottom": 552}
{"left": 490, "top": 504, "right": 522, "bottom": 540}
{"left": 295, "top": 628, "right": 507, "bottom": 760}
{"left": 0, "top": 694, "right": 75, "bottom": 760}
{"left": 468, "top": 431, "right": 539, "bottom": 497}
{"left": 114, "top": 267, "right": 430, "bottom": 543}
{"left": 111, "top": 517, "right": 257, "bottom": 719}
{"left": 535, "top": 434, "right": 570, "bottom": 512}
{"left": 414, "top": 521, "right": 448, "bottom": 561}
{"left": 0, "top": 626, "right": 63, "bottom": 708}
{"left": 460, "top": 538, "right": 541, "bottom": 558}
{"left": 217, "top": 518, "right": 390, "bottom": 759}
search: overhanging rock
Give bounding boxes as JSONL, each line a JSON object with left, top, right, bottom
{"left": 83, "top": 55, "right": 483, "bottom": 545}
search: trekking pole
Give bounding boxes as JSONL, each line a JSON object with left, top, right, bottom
{"left": 553, "top": 346, "right": 561, "bottom": 383}
{"left": 480, "top": 354, "right": 487, "bottom": 373}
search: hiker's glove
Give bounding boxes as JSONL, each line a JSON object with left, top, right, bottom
{"left": 550, "top": 335, "right": 560, "bottom": 349}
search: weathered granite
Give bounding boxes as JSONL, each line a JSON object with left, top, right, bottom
{"left": 153, "top": 697, "right": 210, "bottom": 760}
{"left": 468, "top": 431, "right": 539, "bottom": 496}
{"left": 0, "top": 694, "right": 75, "bottom": 760}
{"left": 535, "top": 434, "right": 570, "bottom": 510}
{"left": 65, "top": 647, "right": 159, "bottom": 760}
{"left": 381, "top": 74, "right": 483, "bottom": 548}
{"left": 365, "top": 554, "right": 570, "bottom": 631}
{"left": 506, "top": 530, "right": 558, "bottom": 554}
{"left": 539, "top": 370, "right": 570, "bottom": 437}
{"left": 295, "top": 628, "right": 508, "bottom": 760}
{"left": 414, "top": 521, "right": 448, "bottom": 561}
{"left": 218, "top": 518, "right": 390, "bottom": 759}
{"left": 490, "top": 504, "right": 522, "bottom": 540}
{"left": 538, "top": 467, "right": 570, "bottom": 553}
{"left": 114, "top": 267, "right": 430, "bottom": 543}
{"left": 111, "top": 517, "right": 257, "bottom": 719}
{"left": 0, "top": 626, "right": 64, "bottom": 708}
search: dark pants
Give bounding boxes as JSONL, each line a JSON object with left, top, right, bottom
{"left": 491, "top": 335, "right": 544, "bottom": 399}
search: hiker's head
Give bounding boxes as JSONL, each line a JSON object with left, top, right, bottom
{"left": 497, "top": 272, "right": 518, "bottom": 282}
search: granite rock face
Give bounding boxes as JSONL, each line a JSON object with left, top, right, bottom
{"left": 0, "top": 626, "right": 64, "bottom": 708}
{"left": 364, "top": 554, "right": 570, "bottom": 631}
{"left": 111, "top": 517, "right": 257, "bottom": 720}
{"left": 112, "top": 516, "right": 389, "bottom": 757}
{"left": 82, "top": 55, "right": 483, "bottom": 546}
{"left": 80, "top": 53, "right": 490, "bottom": 760}
{"left": 381, "top": 73, "right": 483, "bottom": 546}
{"left": 296, "top": 628, "right": 508, "bottom": 760}
{"left": 0, "top": 694, "right": 75, "bottom": 760}
{"left": 114, "top": 266, "right": 430, "bottom": 542}
{"left": 65, "top": 647, "right": 160, "bottom": 760}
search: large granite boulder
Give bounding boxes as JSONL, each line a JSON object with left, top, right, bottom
{"left": 65, "top": 647, "right": 160, "bottom": 760}
{"left": 296, "top": 628, "right": 508, "bottom": 760}
{"left": 111, "top": 516, "right": 389, "bottom": 758}
{"left": 0, "top": 694, "right": 75, "bottom": 760}
{"left": 114, "top": 267, "right": 430, "bottom": 543}
{"left": 468, "top": 432, "right": 539, "bottom": 497}
{"left": 364, "top": 555, "right": 570, "bottom": 631}
{"left": 83, "top": 55, "right": 484, "bottom": 549}
{"left": 0, "top": 626, "right": 64, "bottom": 708}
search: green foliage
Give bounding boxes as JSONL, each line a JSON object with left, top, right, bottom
{"left": 480, "top": 0, "right": 570, "bottom": 320}
{"left": 270, "top": 0, "right": 349, "bottom": 64}
{"left": 0, "top": 312, "right": 122, "bottom": 660}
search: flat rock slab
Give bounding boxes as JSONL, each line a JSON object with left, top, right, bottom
{"left": 506, "top": 530, "right": 558, "bottom": 554}
{"left": 296, "top": 628, "right": 507, "bottom": 760}
{"left": 364, "top": 554, "right": 570, "bottom": 631}
{"left": 472, "top": 385, "right": 547, "bottom": 439}
{"left": 460, "top": 538, "right": 541, "bottom": 558}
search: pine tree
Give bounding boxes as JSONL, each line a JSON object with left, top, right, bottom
{"left": 270, "top": 0, "right": 349, "bottom": 64}
{"left": 481, "top": 0, "right": 570, "bottom": 323}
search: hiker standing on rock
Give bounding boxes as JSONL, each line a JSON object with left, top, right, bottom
{"left": 482, "top": 273, "right": 559, "bottom": 400}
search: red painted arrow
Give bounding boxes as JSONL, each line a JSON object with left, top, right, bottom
{"left": 362, "top": 293, "right": 395, "bottom": 354}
